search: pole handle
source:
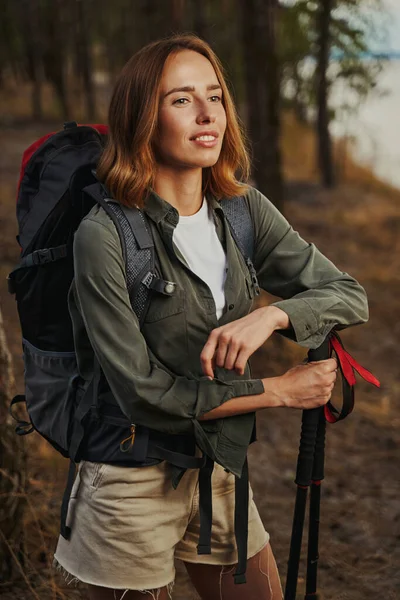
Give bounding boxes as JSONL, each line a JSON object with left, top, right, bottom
{"left": 295, "top": 338, "right": 330, "bottom": 487}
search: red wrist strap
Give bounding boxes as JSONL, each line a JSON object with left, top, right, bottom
{"left": 324, "top": 332, "right": 380, "bottom": 423}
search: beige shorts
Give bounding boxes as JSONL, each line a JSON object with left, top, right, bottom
{"left": 53, "top": 452, "right": 270, "bottom": 593}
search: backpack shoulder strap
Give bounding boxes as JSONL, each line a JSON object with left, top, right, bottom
{"left": 219, "top": 195, "right": 254, "bottom": 262}
{"left": 82, "top": 182, "right": 176, "bottom": 326}
{"left": 219, "top": 195, "right": 260, "bottom": 295}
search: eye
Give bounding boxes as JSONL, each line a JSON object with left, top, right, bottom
{"left": 209, "top": 95, "right": 222, "bottom": 102}
{"left": 173, "top": 98, "right": 189, "bottom": 105}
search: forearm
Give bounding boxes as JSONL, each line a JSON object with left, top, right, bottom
{"left": 198, "top": 377, "right": 283, "bottom": 420}
{"left": 249, "top": 187, "right": 369, "bottom": 348}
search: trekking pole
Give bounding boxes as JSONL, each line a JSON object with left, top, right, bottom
{"left": 305, "top": 405, "right": 326, "bottom": 599}
{"left": 284, "top": 332, "right": 380, "bottom": 600}
{"left": 284, "top": 338, "right": 330, "bottom": 600}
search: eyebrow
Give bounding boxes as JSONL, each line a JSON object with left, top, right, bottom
{"left": 163, "top": 84, "right": 222, "bottom": 99}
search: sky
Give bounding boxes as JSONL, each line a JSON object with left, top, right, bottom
{"left": 281, "top": 0, "right": 400, "bottom": 54}
{"left": 334, "top": 0, "right": 400, "bottom": 54}
{"left": 375, "top": 0, "right": 400, "bottom": 52}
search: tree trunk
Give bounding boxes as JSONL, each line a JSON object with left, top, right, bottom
{"left": 42, "top": 0, "right": 70, "bottom": 119}
{"left": 76, "top": 0, "right": 96, "bottom": 121}
{"left": 240, "top": 0, "right": 284, "bottom": 211}
{"left": 0, "top": 308, "right": 27, "bottom": 582}
{"left": 19, "top": 0, "right": 44, "bottom": 120}
{"left": 293, "top": 62, "right": 308, "bottom": 124}
{"left": 192, "top": 0, "right": 208, "bottom": 40}
{"left": 170, "top": 0, "right": 186, "bottom": 31}
{"left": 316, "top": 0, "right": 335, "bottom": 188}
{"left": 139, "top": 0, "right": 167, "bottom": 46}
{"left": 96, "top": 0, "right": 119, "bottom": 86}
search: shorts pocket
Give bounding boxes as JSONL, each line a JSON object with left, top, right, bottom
{"left": 89, "top": 462, "right": 108, "bottom": 490}
{"left": 79, "top": 461, "right": 109, "bottom": 495}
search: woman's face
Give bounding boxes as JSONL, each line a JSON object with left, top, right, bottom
{"left": 155, "top": 49, "right": 227, "bottom": 170}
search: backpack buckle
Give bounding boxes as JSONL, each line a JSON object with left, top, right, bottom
{"left": 32, "top": 248, "right": 55, "bottom": 265}
{"left": 141, "top": 271, "right": 177, "bottom": 296}
{"left": 246, "top": 258, "right": 260, "bottom": 296}
{"left": 141, "top": 271, "right": 155, "bottom": 289}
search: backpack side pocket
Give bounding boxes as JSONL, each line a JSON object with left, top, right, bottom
{"left": 22, "top": 338, "right": 80, "bottom": 455}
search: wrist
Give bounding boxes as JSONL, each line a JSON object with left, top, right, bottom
{"left": 261, "top": 376, "right": 286, "bottom": 408}
{"left": 261, "top": 305, "right": 290, "bottom": 331}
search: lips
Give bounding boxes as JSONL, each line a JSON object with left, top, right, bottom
{"left": 190, "top": 130, "right": 219, "bottom": 140}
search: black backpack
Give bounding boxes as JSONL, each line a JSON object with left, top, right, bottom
{"left": 7, "top": 123, "right": 259, "bottom": 578}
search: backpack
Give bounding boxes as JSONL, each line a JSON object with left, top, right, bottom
{"left": 7, "top": 121, "right": 259, "bottom": 584}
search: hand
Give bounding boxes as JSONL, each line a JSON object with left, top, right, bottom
{"left": 274, "top": 358, "right": 338, "bottom": 409}
{"left": 200, "top": 305, "right": 290, "bottom": 378}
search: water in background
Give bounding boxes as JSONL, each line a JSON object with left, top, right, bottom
{"left": 331, "top": 59, "right": 400, "bottom": 189}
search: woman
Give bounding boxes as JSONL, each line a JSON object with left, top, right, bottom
{"left": 53, "top": 34, "right": 368, "bottom": 600}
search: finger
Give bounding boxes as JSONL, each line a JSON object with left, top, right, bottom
{"left": 208, "top": 355, "right": 217, "bottom": 379}
{"left": 200, "top": 336, "right": 218, "bottom": 378}
{"left": 224, "top": 340, "right": 240, "bottom": 371}
{"left": 327, "top": 374, "right": 337, "bottom": 386}
{"left": 327, "top": 369, "right": 338, "bottom": 382}
{"left": 216, "top": 338, "right": 230, "bottom": 368}
{"left": 324, "top": 358, "right": 338, "bottom": 372}
{"left": 212, "top": 354, "right": 217, "bottom": 372}
{"left": 310, "top": 358, "right": 337, "bottom": 373}
{"left": 234, "top": 347, "right": 249, "bottom": 376}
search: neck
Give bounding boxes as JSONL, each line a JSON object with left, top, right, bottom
{"left": 153, "top": 165, "right": 204, "bottom": 216}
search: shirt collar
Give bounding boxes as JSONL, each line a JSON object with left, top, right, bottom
{"left": 143, "top": 187, "right": 224, "bottom": 224}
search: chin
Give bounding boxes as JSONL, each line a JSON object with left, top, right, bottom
{"left": 182, "top": 161, "right": 219, "bottom": 170}
{"left": 185, "top": 152, "right": 222, "bottom": 169}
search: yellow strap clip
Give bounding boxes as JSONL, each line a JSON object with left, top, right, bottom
{"left": 120, "top": 424, "right": 136, "bottom": 453}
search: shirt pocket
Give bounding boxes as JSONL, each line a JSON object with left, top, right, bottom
{"left": 142, "top": 287, "right": 189, "bottom": 373}
{"left": 144, "top": 287, "right": 185, "bottom": 322}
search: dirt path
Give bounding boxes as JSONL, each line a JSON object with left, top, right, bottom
{"left": 1, "top": 125, "right": 399, "bottom": 600}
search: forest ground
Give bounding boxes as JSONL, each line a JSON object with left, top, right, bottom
{"left": 0, "top": 112, "right": 399, "bottom": 600}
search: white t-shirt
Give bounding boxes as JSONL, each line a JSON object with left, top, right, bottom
{"left": 172, "top": 197, "right": 227, "bottom": 319}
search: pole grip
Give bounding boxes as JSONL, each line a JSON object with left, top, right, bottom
{"left": 295, "top": 338, "right": 330, "bottom": 487}
{"left": 312, "top": 408, "right": 326, "bottom": 482}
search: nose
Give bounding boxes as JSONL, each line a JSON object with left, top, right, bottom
{"left": 196, "top": 99, "right": 217, "bottom": 125}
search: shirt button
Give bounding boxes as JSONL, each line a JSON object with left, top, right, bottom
{"left": 228, "top": 304, "right": 234, "bottom": 310}
{"left": 164, "top": 282, "right": 175, "bottom": 294}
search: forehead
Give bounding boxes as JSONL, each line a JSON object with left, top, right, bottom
{"left": 160, "top": 50, "right": 219, "bottom": 89}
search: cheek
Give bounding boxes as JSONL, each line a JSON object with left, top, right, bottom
{"left": 158, "top": 110, "right": 188, "bottom": 143}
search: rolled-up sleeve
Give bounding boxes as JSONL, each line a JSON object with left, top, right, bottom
{"left": 72, "top": 217, "right": 263, "bottom": 435}
{"left": 247, "top": 187, "right": 369, "bottom": 348}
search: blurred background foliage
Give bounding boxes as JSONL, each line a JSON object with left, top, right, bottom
{"left": 0, "top": 0, "right": 387, "bottom": 209}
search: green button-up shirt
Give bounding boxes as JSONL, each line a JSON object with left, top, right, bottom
{"left": 69, "top": 185, "right": 368, "bottom": 477}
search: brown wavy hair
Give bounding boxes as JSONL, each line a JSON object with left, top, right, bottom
{"left": 97, "top": 33, "right": 251, "bottom": 209}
